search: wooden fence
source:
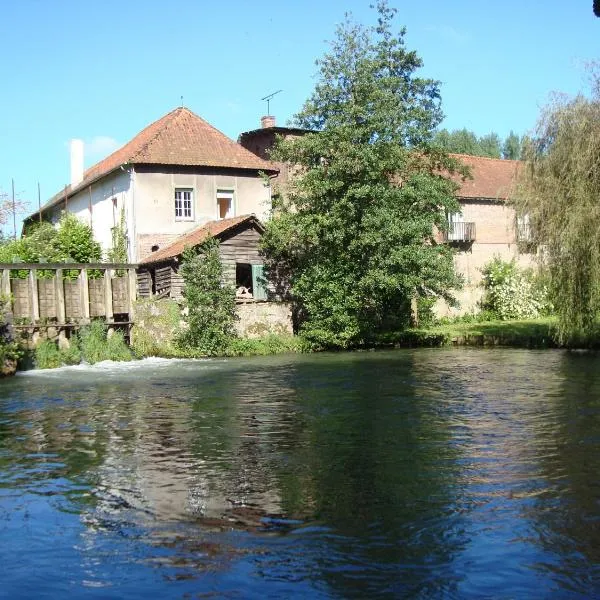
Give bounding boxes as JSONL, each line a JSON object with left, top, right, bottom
{"left": 0, "top": 263, "right": 138, "bottom": 327}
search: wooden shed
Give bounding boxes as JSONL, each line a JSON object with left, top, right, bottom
{"left": 137, "top": 214, "right": 268, "bottom": 301}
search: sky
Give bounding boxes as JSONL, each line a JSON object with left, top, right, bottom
{"left": 0, "top": 0, "right": 598, "bottom": 233}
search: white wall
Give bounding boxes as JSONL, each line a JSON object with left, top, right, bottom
{"left": 134, "top": 167, "right": 271, "bottom": 234}
{"left": 47, "top": 169, "right": 132, "bottom": 260}
{"left": 46, "top": 166, "right": 271, "bottom": 263}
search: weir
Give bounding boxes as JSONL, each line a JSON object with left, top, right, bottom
{"left": 0, "top": 263, "right": 139, "bottom": 344}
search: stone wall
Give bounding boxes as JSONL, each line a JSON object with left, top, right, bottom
{"left": 235, "top": 301, "right": 293, "bottom": 338}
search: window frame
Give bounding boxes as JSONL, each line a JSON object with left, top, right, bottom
{"left": 174, "top": 187, "right": 194, "bottom": 222}
{"left": 216, "top": 189, "right": 235, "bottom": 220}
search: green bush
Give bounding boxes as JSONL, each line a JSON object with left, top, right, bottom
{"left": 79, "top": 321, "right": 132, "bottom": 364}
{"left": 34, "top": 337, "right": 80, "bottom": 369}
{"left": 178, "top": 238, "right": 237, "bottom": 355}
{"left": 226, "top": 334, "right": 307, "bottom": 356}
{"left": 34, "top": 340, "right": 62, "bottom": 369}
{"left": 480, "top": 257, "right": 551, "bottom": 320}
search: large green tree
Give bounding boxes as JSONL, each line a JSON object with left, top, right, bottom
{"left": 516, "top": 74, "right": 600, "bottom": 343}
{"left": 262, "top": 2, "right": 465, "bottom": 348}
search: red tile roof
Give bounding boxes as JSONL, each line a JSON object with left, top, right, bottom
{"left": 450, "top": 153, "right": 520, "bottom": 200}
{"left": 34, "top": 107, "right": 277, "bottom": 217}
{"left": 140, "top": 214, "right": 264, "bottom": 265}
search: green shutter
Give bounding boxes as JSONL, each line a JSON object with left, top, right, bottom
{"left": 251, "top": 264, "right": 267, "bottom": 300}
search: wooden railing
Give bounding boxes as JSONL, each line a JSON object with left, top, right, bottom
{"left": 0, "top": 263, "right": 138, "bottom": 327}
{"left": 443, "top": 221, "right": 476, "bottom": 243}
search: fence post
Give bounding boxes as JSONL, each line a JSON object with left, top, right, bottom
{"left": 1, "top": 269, "right": 10, "bottom": 300}
{"left": 29, "top": 269, "right": 40, "bottom": 323}
{"left": 104, "top": 268, "right": 114, "bottom": 322}
{"left": 79, "top": 268, "right": 90, "bottom": 322}
{"left": 55, "top": 269, "right": 66, "bottom": 323}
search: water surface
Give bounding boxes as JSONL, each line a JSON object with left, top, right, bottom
{"left": 1, "top": 349, "right": 600, "bottom": 598}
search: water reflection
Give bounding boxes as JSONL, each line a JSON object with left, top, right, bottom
{"left": 1, "top": 351, "right": 600, "bottom": 598}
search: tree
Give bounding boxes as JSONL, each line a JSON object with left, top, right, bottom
{"left": 516, "top": 73, "right": 600, "bottom": 342}
{"left": 502, "top": 130, "right": 521, "bottom": 159}
{"left": 179, "top": 238, "right": 237, "bottom": 354}
{"left": 262, "top": 1, "right": 464, "bottom": 348}
{"left": 434, "top": 128, "right": 514, "bottom": 158}
{"left": 0, "top": 212, "right": 101, "bottom": 265}
{"left": 0, "top": 188, "right": 28, "bottom": 238}
{"left": 479, "top": 132, "right": 502, "bottom": 158}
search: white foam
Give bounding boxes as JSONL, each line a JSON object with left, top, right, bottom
{"left": 18, "top": 356, "right": 217, "bottom": 377}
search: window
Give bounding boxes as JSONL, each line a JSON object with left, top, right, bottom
{"left": 217, "top": 190, "right": 234, "bottom": 220}
{"left": 235, "top": 263, "right": 267, "bottom": 300}
{"left": 175, "top": 188, "right": 193, "bottom": 220}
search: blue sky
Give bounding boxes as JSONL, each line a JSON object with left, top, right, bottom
{"left": 0, "top": 0, "right": 598, "bottom": 232}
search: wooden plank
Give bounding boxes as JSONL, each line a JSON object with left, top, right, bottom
{"left": 11, "top": 278, "right": 29, "bottom": 317}
{"left": 29, "top": 269, "right": 40, "bottom": 322}
{"left": 79, "top": 269, "right": 90, "bottom": 321}
{"left": 128, "top": 268, "right": 136, "bottom": 320}
{"left": 1, "top": 269, "right": 10, "bottom": 299}
{"left": 38, "top": 278, "right": 56, "bottom": 318}
{"left": 104, "top": 269, "right": 113, "bottom": 320}
{"left": 55, "top": 269, "right": 66, "bottom": 323}
{"left": 88, "top": 279, "right": 105, "bottom": 317}
{"left": 0, "top": 262, "right": 139, "bottom": 270}
{"left": 112, "top": 276, "right": 128, "bottom": 313}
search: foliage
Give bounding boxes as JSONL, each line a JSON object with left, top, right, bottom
{"left": 106, "top": 208, "right": 128, "bottom": 264}
{"left": 178, "top": 238, "right": 237, "bottom": 355}
{"left": 262, "top": 1, "right": 464, "bottom": 349}
{"left": 502, "top": 130, "right": 521, "bottom": 159}
{"left": 480, "top": 257, "right": 550, "bottom": 320}
{"left": 225, "top": 334, "right": 308, "bottom": 356}
{"left": 515, "top": 69, "right": 600, "bottom": 343}
{"left": 0, "top": 295, "right": 21, "bottom": 367}
{"left": 434, "top": 128, "right": 519, "bottom": 159}
{"left": 79, "top": 320, "right": 132, "bottom": 364}
{"left": 0, "top": 188, "right": 28, "bottom": 234}
{"left": 55, "top": 213, "right": 102, "bottom": 263}
{"left": 0, "top": 212, "right": 101, "bottom": 278}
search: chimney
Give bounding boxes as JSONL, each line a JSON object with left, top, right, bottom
{"left": 70, "top": 138, "right": 84, "bottom": 189}
{"left": 261, "top": 115, "right": 276, "bottom": 129}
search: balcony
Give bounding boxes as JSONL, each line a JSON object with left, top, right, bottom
{"left": 517, "top": 221, "right": 532, "bottom": 242}
{"left": 443, "top": 221, "right": 476, "bottom": 243}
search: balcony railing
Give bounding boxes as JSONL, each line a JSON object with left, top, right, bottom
{"left": 443, "top": 221, "right": 476, "bottom": 243}
{"left": 517, "top": 222, "right": 532, "bottom": 242}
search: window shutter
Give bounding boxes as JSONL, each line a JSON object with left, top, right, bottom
{"left": 251, "top": 264, "right": 267, "bottom": 300}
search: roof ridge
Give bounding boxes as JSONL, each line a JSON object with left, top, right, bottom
{"left": 450, "top": 152, "right": 521, "bottom": 164}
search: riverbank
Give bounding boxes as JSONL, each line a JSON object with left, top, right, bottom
{"left": 394, "top": 318, "right": 558, "bottom": 349}
{"left": 11, "top": 317, "right": 597, "bottom": 374}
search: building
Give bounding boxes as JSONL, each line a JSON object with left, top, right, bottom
{"left": 239, "top": 119, "right": 533, "bottom": 315}
{"left": 136, "top": 214, "right": 267, "bottom": 300}
{"left": 25, "top": 107, "right": 278, "bottom": 262}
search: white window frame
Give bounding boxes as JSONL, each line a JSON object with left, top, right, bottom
{"left": 174, "top": 187, "right": 194, "bottom": 221}
{"left": 216, "top": 189, "right": 235, "bottom": 220}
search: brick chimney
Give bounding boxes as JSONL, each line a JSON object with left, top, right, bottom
{"left": 261, "top": 115, "right": 276, "bottom": 129}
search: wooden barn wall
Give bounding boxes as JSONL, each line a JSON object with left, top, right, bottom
{"left": 219, "top": 228, "right": 263, "bottom": 286}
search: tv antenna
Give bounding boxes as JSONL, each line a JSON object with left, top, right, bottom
{"left": 261, "top": 89, "right": 282, "bottom": 115}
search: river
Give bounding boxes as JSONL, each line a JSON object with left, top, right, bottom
{"left": 1, "top": 348, "right": 599, "bottom": 598}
